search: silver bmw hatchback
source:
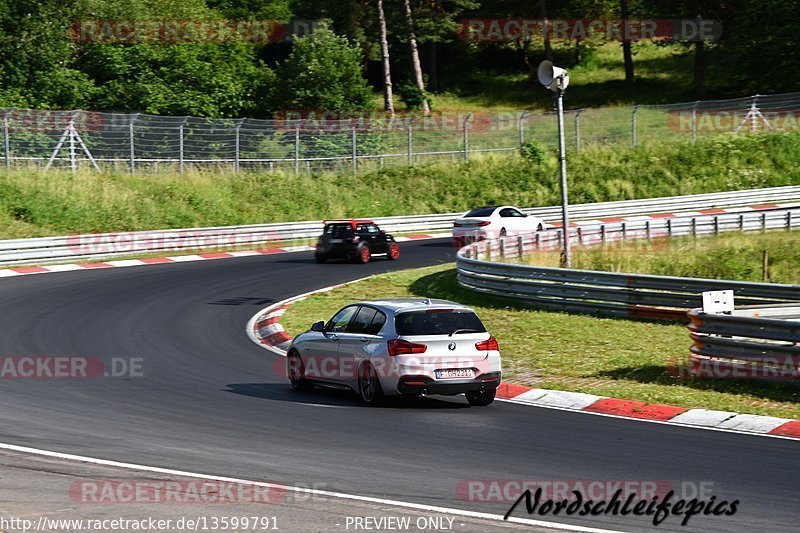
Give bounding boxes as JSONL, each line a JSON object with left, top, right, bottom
{"left": 286, "top": 298, "right": 502, "bottom": 405}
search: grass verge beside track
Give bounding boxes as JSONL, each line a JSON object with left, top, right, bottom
{"left": 280, "top": 265, "right": 800, "bottom": 419}
{"left": 1, "top": 132, "right": 799, "bottom": 240}
{"left": 518, "top": 230, "right": 800, "bottom": 284}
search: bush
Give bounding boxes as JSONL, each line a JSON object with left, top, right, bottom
{"left": 520, "top": 141, "right": 548, "bottom": 165}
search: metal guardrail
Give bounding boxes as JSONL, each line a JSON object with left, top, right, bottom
{"left": 2, "top": 185, "right": 799, "bottom": 266}
{"left": 456, "top": 208, "right": 800, "bottom": 322}
{"left": 688, "top": 305, "right": 800, "bottom": 380}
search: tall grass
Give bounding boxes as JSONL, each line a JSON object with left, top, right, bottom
{"left": 0, "top": 132, "right": 798, "bottom": 239}
{"left": 524, "top": 231, "right": 800, "bottom": 284}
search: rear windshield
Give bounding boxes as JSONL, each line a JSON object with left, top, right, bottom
{"left": 325, "top": 224, "right": 355, "bottom": 238}
{"left": 464, "top": 207, "right": 496, "bottom": 218}
{"left": 395, "top": 310, "right": 487, "bottom": 336}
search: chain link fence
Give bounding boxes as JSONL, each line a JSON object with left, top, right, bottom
{"left": 2, "top": 92, "right": 799, "bottom": 174}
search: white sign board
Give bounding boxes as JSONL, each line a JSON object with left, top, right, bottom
{"left": 702, "top": 290, "right": 734, "bottom": 314}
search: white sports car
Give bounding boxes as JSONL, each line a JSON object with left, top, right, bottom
{"left": 286, "top": 298, "right": 502, "bottom": 406}
{"left": 452, "top": 205, "right": 546, "bottom": 247}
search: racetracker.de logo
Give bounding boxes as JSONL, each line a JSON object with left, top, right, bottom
{"left": 457, "top": 18, "right": 722, "bottom": 43}
{"left": 70, "top": 480, "right": 286, "bottom": 504}
{"left": 274, "top": 110, "right": 513, "bottom": 134}
{"left": 0, "top": 356, "right": 143, "bottom": 379}
{"left": 68, "top": 19, "right": 323, "bottom": 44}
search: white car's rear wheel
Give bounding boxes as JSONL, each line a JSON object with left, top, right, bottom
{"left": 358, "top": 361, "right": 383, "bottom": 404}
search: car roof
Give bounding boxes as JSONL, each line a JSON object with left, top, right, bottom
{"left": 352, "top": 298, "right": 474, "bottom": 314}
{"left": 323, "top": 219, "right": 374, "bottom": 225}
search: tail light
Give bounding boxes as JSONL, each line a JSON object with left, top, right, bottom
{"left": 477, "top": 221, "right": 491, "bottom": 226}
{"left": 388, "top": 339, "right": 427, "bottom": 356}
{"left": 475, "top": 336, "right": 499, "bottom": 351}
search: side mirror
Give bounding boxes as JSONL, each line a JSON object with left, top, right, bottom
{"left": 311, "top": 321, "right": 325, "bottom": 332}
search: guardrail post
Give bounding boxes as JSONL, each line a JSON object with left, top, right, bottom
{"left": 294, "top": 123, "right": 300, "bottom": 177}
{"left": 713, "top": 216, "right": 719, "bottom": 235}
{"left": 535, "top": 232, "right": 541, "bottom": 250}
{"left": 691, "top": 217, "right": 697, "bottom": 238}
{"left": 129, "top": 113, "right": 139, "bottom": 174}
{"left": 351, "top": 122, "right": 357, "bottom": 175}
{"left": 645, "top": 220, "right": 651, "bottom": 240}
{"left": 517, "top": 235, "right": 524, "bottom": 257}
{"left": 691, "top": 101, "right": 699, "bottom": 142}
{"left": 2, "top": 110, "right": 10, "bottom": 170}
{"left": 632, "top": 105, "right": 639, "bottom": 146}
{"left": 463, "top": 113, "right": 472, "bottom": 161}
{"left": 600, "top": 224, "right": 606, "bottom": 243}
{"left": 621, "top": 222, "right": 627, "bottom": 241}
{"left": 575, "top": 109, "right": 582, "bottom": 152}
{"left": 499, "top": 237, "right": 505, "bottom": 257}
{"left": 576, "top": 227, "right": 583, "bottom": 245}
{"left": 787, "top": 211, "right": 793, "bottom": 231}
{"left": 761, "top": 212, "right": 767, "bottom": 233}
{"left": 739, "top": 214, "right": 745, "bottom": 231}
{"left": 666, "top": 218, "right": 672, "bottom": 237}
{"left": 518, "top": 111, "right": 528, "bottom": 154}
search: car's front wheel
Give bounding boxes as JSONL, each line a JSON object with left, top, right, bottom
{"left": 288, "top": 351, "right": 313, "bottom": 391}
{"left": 358, "top": 361, "right": 383, "bottom": 404}
{"left": 466, "top": 387, "right": 496, "bottom": 406}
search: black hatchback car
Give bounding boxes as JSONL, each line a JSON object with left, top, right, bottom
{"left": 315, "top": 220, "right": 400, "bottom": 264}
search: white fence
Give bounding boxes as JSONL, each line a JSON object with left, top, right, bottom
{"left": 2, "top": 92, "right": 799, "bottom": 174}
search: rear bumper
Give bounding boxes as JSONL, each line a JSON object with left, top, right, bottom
{"left": 397, "top": 372, "right": 501, "bottom": 395}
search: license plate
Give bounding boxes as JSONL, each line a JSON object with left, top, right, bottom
{"left": 435, "top": 368, "right": 475, "bottom": 379}
{"left": 330, "top": 239, "right": 343, "bottom": 243}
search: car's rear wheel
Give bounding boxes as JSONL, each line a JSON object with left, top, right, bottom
{"left": 288, "top": 351, "right": 313, "bottom": 391}
{"left": 358, "top": 361, "right": 383, "bottom": 404}
{"left": 387, "top": 243, "right": 400, "bottom": 260}
{"left": 314, "top": 253, "right": 327, "bottom": 263}
{"left": 354, "top": 245, "right": 371, "bottom": 264}
{"left": 466, "top": 387, "right": 496, "bottom": 406}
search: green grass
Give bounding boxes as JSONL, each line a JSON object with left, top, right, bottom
{"left": 1, "top": 131, "right": 799, "bottom": 240}
{"left": 281, "top": 265, "right": 800, "bottom": 419}
{"left": 520, "top": 230, "right": 800, "bottom": 285}
{"left": 431, "top": 42, "right": 696, "bottom": 112}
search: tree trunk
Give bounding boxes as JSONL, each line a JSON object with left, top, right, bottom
{"left": 694, "top": 40, "right": 707, "bottom": 97}
{"left": 620, "top": 0, "right": 635, "bottom": 84}
{"left": 429, "top": 40, "right": 438, "bottom": 91}
{"left": 539, "top": 0, "right": 554, "bottom": 62}
{"left": 377, "top": 0, "right": 394, "bottom": 115}
{"left": 403, "top": 0, "right": 430, "bottom": 115}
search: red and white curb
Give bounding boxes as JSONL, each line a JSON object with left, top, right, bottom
{"left": 249, "top": 287, "right": 800, "bottom": 441}
{"left": 0, "top": 233, "right": 452, "bottom": 278}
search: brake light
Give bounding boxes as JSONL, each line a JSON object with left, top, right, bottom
{"left": 477, "top": 221, "right": 491, "bottom": 226}
{"left": 475, "top": 336, "right": 499, "bottom": 351}
{"left": 388, "top": 339, "right": 427, "bottom": 356}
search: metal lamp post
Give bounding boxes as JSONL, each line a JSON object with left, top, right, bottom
{"left": 538, "top": 61, "right": 571, "bottom": 268}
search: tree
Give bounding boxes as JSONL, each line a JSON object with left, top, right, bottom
{"left": 402, "top": 0, "right": 430, "bottom": 115}
{"left": 271, "top": 25, "right": 372, "bottom": 111}
{"left": 377, "top": 0, "right": 395, "bottom": 115}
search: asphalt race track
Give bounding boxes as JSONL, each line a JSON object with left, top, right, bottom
{"left": 0, "top": 238, "right": 796, "bottom": 532}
